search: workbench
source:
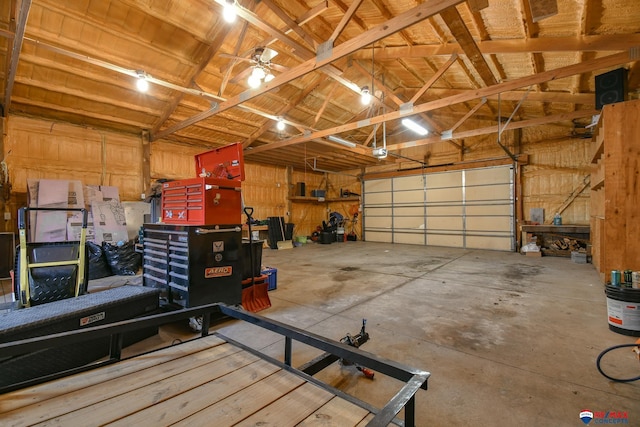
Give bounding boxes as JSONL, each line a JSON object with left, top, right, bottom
{"left": 241, "top": 224, "right": 268, "bottom": 240}
{"left": 0, "top": 304, "right": 429, "bottom": 426}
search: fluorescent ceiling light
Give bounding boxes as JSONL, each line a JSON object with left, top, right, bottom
{"left": 327, "top": 135, "right": 356, "bottom": 148}
{"left": 402, "top": 118, "right": 429, "bottom": 136}
{"left": 223, "top": 0, "right": 237, "bottom": 23}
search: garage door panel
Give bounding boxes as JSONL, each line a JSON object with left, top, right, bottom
{"left": 365, "top": 207, "right": 392, "bottom": 216}
{"left": 466, "top": 235, "right": 512, "bottom": 251}
{"left": 393, "top": 175, "right": 424, "bottom": 190}
{"left": 466, "top": 184, "right": 511, "bottom": 201}
{"left": 394, "top": 189, "right": 425, "bottom": 204}
{"left": 466, "top": 204, "right": 510, "bottom": 216}
{"left": 394, "top": 217, "right": 425, "bottom": 229}
{"left": 366, "top": 231, "right": 393, "bottom": 243}
{"left": 426, "top": 188, "right": 462, "bottom": 203}
{"left": 465, "top": 167, "right": 510, "bottom": 184}
{"left": 366, "top": 217, "right": 392, "bottom": 228}
{"left": 365, "top": 179, "right": 391, "bottom": 192}
{"left": 394, "top": 232, "right": 425, "bottom": 245}
{"left": 364, "top": 166, "right": 514, "bottom": 250}
{"left": 365, "top": 192, "right": 392, "bottom": 205}
{"left": 427, "top": 171, "right": 462, "bottom": 187}
{"left": 427, "top": 205, "right": 464, "bottom": 216}
{"left": 427, "top": 217, "right": 463, "bottom": 230}
{"left": 466, "top": 216, "right": 512, "bottom": 232}
{"left": 428, "top": 234, "right": 463, "bottom": 247}
{"left": 393, "top": 206, "right": 424, "bottom": 216}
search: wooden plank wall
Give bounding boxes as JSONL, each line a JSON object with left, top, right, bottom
{"left": 2, "top": 114, "right": 591, "bottom": 238}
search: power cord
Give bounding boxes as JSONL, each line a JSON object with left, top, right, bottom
{"left": 596, "top": 340, "right": 640, "bottom": 382}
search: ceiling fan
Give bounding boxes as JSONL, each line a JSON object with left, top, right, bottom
{"left": 220, "top": 47, "right": 287, "bottom": 88}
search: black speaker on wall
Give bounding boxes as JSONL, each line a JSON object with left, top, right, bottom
{"left": 595, "top": 68, "right": 628, "bottom": 110}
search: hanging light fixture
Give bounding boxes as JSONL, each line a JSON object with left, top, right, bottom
{"left": 402, "top": 118, "right": 429, "bottom": 136}
{"left": 277, "top": 119, "right": 285, "bottom": 131}
{"left": 247, "top": 74, "right": 261, "bottom": 88}
{"left": 251, "top": 66, "right": 266, "bottom": 80}
{"left": 223, "top": 0, "right": 237, "bottom": 23}
{"left": 360, "top": 86, "right": 371, "bottom": 105}
{"left": 135, "top": 71, "right": 149, "bottom": 93}
{"left": 248, "top": 65, "right": 275, "bottom": 88}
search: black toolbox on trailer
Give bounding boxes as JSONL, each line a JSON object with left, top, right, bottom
{"left": 0, "top": 285, "right": 159, "bottom": 389}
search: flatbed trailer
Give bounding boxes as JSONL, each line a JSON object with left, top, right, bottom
{"left": 0, "top": 304, "right": 430, "bottom": 426}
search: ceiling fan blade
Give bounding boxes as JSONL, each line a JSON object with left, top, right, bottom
{"left": 230, "top": 67, "right": 253, "bottom": 85}
{"left": 219, "top": 53, "right": 252, "bottom": 62}
{"left": 259, "top": 47, "right": 278, "bottom": 62}
{"left": 269, "top": 63, "right": 288, "bottom": 73}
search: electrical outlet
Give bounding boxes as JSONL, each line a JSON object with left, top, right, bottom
{"left": 141, "top": 193, "right": 146, "bottom": 200}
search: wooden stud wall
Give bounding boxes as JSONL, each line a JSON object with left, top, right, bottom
{"left": 6, "top": 116, "right": 143, "bottom": 200}
{"left": 1, "top": 113, "right": 594, "bottom": 242}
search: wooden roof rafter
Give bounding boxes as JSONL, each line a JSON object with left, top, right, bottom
{"left": 260, "top": 0, "right": 318, "bottom": 50}
{"left": 360, "top": 35, "right": 640, "bottom": 60}
{"left": 329, "top": 0, "right": 365, "bottom": 43}
{"left": 3, "top": 0, "right": 29, "bottom": 113}
{"left": 388, "top": 108, "right": 598, "bottom": 151}
{"left": 219, "top": 1, "right": 328, "bottom": 75}
{"left": 351, "top": 60, "right": 446, "bottom": 136}
{"left": 243, "top": 73, "right": 327, "bottom": 149}
{"left": 440, "top": 6, "right": 497, "bottom": 87}
{"left": 218, "top": 20, "right": 250, "bottom": 97}
{"left": 245, "top": 49, "right": 635, "bottom": 156}
{"left": 409, "top": 53, "right": 459, "bottom": 105}
{"left": 152, "top": 0, "right": 468, "bottom": 141}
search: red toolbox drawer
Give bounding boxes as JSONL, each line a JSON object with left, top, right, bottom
{"left": 161, "top": 177, "right": 242, "bottom": 225}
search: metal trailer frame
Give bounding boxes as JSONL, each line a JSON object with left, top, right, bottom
{"left": 0, "top": 303, "right": 431, "bottom": 427}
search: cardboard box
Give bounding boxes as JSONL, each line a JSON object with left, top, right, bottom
{"left": 28, "top": 179, "right": 84, "bottom": 242}
{"left": 526, "top": 251, "right": 542, "bottom": 257}
{"left": 92, "top": 199, "right": 128, "bottom": 244}
{"left": 67, "top": 211, "right": 96, "bottom": 242}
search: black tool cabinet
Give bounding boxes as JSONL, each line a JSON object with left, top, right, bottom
{"left": 142, "top": 223, "right": 242, "bottom": 308}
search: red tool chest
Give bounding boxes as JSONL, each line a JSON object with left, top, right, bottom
{"left": 161, "top": 143, "right": 244, "bottom": 226}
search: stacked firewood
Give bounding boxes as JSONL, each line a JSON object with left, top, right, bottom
{"left": 549, "top": 237, "right": 587, "bottom": 252}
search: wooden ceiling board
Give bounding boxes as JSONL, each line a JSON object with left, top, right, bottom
{"left": 1, "top": 0, "right": 639, "bottom": 172}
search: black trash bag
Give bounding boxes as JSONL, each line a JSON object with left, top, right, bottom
{"left": 102, "top": 240, "right": 141, "bottom": 276}
{"left": 87, "top": 241, "right": 113, "bottom": 280}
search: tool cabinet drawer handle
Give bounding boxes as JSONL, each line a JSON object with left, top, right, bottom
{"left": 195, "top": 226, "right": 241, "bottom": 234}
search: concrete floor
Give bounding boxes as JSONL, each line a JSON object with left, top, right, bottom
{"left": 6, "top": 241, "right": 638, "bottom": 425}
{"left": 201, "top": 241, "right": 638, "bottom": 427}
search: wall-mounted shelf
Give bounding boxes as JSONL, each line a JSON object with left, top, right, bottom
{"left": 288, "top": 196, "right": 360, "bottom": 203}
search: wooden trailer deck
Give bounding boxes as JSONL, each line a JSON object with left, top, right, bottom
{"left": 0, "top": 304, "right": 430, "bottom": 427}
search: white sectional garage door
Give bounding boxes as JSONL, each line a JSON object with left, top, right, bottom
{"left": 363, "top": 165, "right": 514, "bottom": 250}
